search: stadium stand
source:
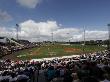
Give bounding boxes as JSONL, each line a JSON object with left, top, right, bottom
{"left": 0, "top": 50, "right": 110, "bottom": 82}
{"left": 0, "top": 37, "right": 38, "bottom": 57}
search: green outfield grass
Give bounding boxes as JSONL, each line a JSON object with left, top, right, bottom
{"left": 15, "top": 44, "right": 106, "bottom": 60}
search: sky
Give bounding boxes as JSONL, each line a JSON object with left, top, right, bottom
{"left": 0, "top": 0, "right": 109, "bottom": 42}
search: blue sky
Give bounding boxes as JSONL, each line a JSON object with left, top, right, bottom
{"left": 0, "top": 0, "right": 110, "bottom": 28}
{"left": 0, "top": 0, "right": 109, "bottom": 41}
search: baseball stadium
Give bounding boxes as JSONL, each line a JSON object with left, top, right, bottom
{"left": 0, "top": 0, "right": 110, "bottom": 82}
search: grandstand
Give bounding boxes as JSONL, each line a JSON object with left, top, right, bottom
{"left": 0, "top": 50, "right": 110, "bottom": 82}
{"left": 0, "top": 37, "right": 38, "bottom": 58}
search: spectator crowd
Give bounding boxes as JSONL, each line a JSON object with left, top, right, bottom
{"left": 0, "top": 50, "right": 110, "bottom": 82}
{"left": 0, "top": 39, "right": 38, "bottom": 57}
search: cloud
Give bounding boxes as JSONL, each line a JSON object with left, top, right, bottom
{"left": 85, "top": 30, "right": 108, "bottom": 40}
{"left": 18, "top": 20, "right": 82, "bottom": 41}
{"left": 0, "top": 10, "right": 12, "bottom": 21}
{"left": 16, "top": 0, "right": 41, "bottom": 8}
{"left": 0, "top": 20, "right": 108, "bottom": 42}
{"left": 20, "top": 20, "right": 59, "bottom": 37}
{"left": 0, "top": 27, "right": 16, "bottom": 38}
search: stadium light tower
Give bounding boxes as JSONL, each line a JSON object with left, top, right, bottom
{"left": 107, "top": 24, "right": 110, "bottom": 50}
{"left": 67, "top": 33, "right": 70, "bottom": 43}
{"left": 83, "top": 26, "right": 86, "bottom": 54}
{"left": 51, "top": 32, "right": 54, "bottom": 44}
{"left": 84, "top": 26, "right": 86, "bottom": 46}
{"left": 38, "top": 27, "right": 41, "bottom": 42}
{"left": 16, "top": 24, "right": 19, "bottom": 40}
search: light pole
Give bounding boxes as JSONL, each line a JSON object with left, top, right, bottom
{"left": 83, "top": 26, "right": 86, "bottom": 54}
{"left": 107, "top": 24, "right": 110, "bottom": 50}
{"left": 51, "top": 32, "right": 53, "bottom": 44}
{"left": 84, "top": 26, "right": 86, "bottom": 46}
{"left": 16, "top": 24, "right": 19, "bottom": 40}
{"left": 67, "top": 33, "right": 69, "bottom": 43}
{"left": 38, "top": 27, "right": 40, "bottom": 43}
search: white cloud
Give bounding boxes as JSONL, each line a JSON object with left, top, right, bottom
{"left": 19, "top": 20, "right": 59, "bottom": 38}
{"left": 0, "top": 27, "right": 16, "bottom": 38}
{"left": 85, "top": 30, "right": 108, "bottom": 40}
{"left": 17, "top": 0, "right": 41, "bottom": 8}
{"left": 0, "top": 20, "right": 108, "bottom": 42}
{"left": 0, "top": 10, "right": 12, "bottom": 21}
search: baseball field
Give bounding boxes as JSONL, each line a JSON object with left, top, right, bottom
{"left": 14, "top": 43, "right": 106, "bottom": 60}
